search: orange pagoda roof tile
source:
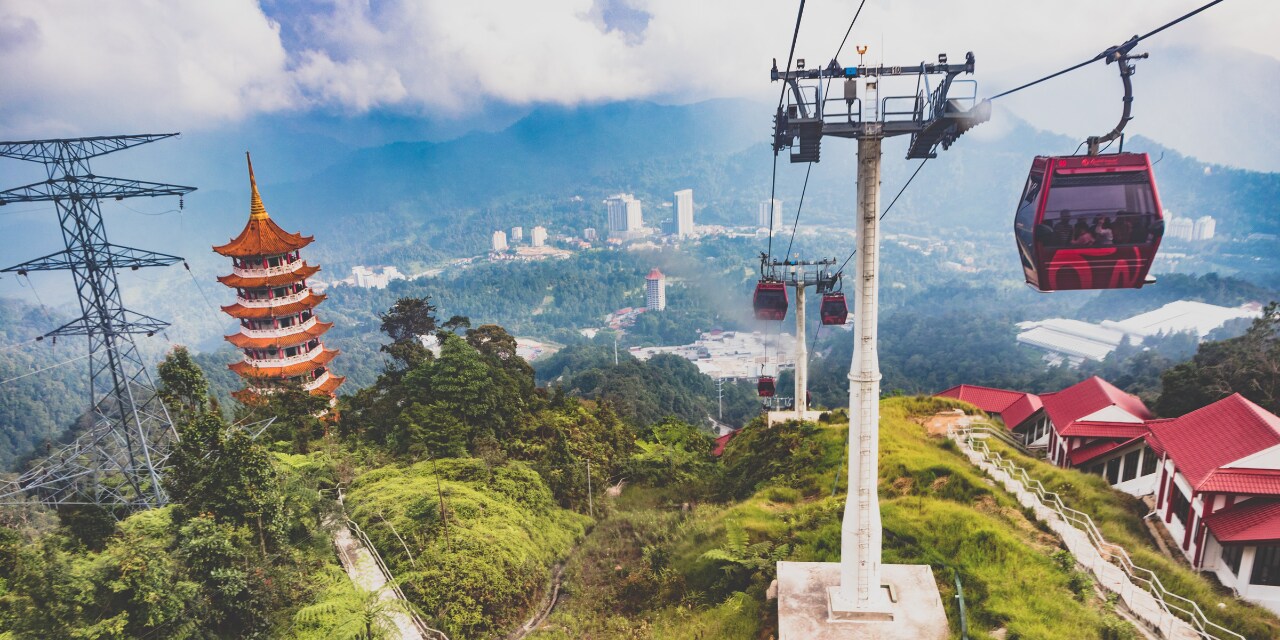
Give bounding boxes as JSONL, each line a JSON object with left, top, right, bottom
{"left": 228, "top": 348, "right": 339, "bottom": 378}
{"left": 212, "top": 153, "right": 314, "bottom": 258}
{"left": 310, "top": 375, "right": 346, "bottom": 396}
{"left": 224, "top": 321, "right": 332, "bottom": 349}
{"left": 221, "top": 292, "right": 326, "bottom": 319}
{"left": 218, "top": 263, "right": 320, "bottom": 288}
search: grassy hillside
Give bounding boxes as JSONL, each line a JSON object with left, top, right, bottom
{"left": 531, "top": 397, "right": 1145, "bottom": 639}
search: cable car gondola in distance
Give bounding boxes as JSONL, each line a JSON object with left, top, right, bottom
{"left": 753, "top": 280, "right": 788, "bottom": 321}
{"left": 820, "top": 292, "right": 848, "bottom": 325}
{"left": 1014, "top": 152, "right": 1164, "bottom": 292}
{"left": 757, "top": 375, "right": 776, "bottom": 397}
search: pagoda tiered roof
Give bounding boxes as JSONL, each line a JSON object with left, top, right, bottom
{"left": 221, "top": 292, "right": 327, "bottom": 319}
{"left": 218, "top": 263, "right": 320, "bottom": 288}
{"left": 212, "top": 154, "right": 313, "bottom": 258}
{"left": 225, "top": 321, "right": 333, "bottom": 349}
{"left": 229, "top": 347, "right": 339, "bottom": 378}
{"left": 310, "top": 375, "right": 346, "bottom": 396}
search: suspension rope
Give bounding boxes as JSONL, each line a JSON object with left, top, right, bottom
{"left": 766, "top": 0, "right": 807, "bottom": 262}
{"left": 783, "top": 162, "right": 812, "bottom": 259}
{"left": 989, "top": 0, "right": 1227, "bottom": 101}
{"left": 0, "top": 352, "right": 91, "bottom": 386}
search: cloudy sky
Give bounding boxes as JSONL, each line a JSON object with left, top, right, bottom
{"left": 2, "top": 0, "right": 1277, "bottom": 169}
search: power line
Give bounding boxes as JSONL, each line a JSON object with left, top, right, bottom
{"left": 0, "top": 337, "right": 42, "bottom": 354}
{"left": 184, "top": 262, "right": 222, "bottom": 316}
{"left": 0, "top": 352, "right": 91, "bottom": 386}
{"left": 989, "top": 0, "right": 1227, "bottom": 101}
{"left": 829, "top": 158, "right": 931, "bottom": 276}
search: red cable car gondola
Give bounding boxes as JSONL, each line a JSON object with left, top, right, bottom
{"left": 753, "top": 280, "right": 788, "bottom": 321}
{"left": 820, "top": 293, "right": 848, "bottom": 325}
{"left": 1013, "top": 40, "right": 1164, "bottom": 292}
{"left": 1014, "top": 152, "right": 1164, "bottom": 291}
{"left": 757, "top": 376, "right": 776, "bottom": 397}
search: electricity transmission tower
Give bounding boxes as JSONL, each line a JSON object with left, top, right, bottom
{"left": 0, "top": 134, "right": 196, "bottom": 511}
{"left": 771, "top": 54, "right": 989, "bottom": 627}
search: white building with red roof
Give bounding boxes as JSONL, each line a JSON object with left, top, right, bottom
{"left": 1147, "top": 394, "right": 1280, "bottom": 611}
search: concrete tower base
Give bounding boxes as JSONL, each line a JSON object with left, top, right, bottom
{"left": 776, "top": 562, "right": 949, "bottom": 640}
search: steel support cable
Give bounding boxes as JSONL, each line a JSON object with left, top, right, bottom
{"left": 988, "top": 0, "right": 1227, "bottom": 101}
{"left": 0, "top": 352, "right": 91, "bottom": 385}
{"left": 783, "top": 162, "right": 813, "bottom": 259}
{"left": 767, "top": 0, "right": 807, "bottom": 261}
{"left": 183, "top": 262, "right": 221, "bottom": 316}
{"left": 836, "top": 157, "right": 930, "bottom": 275}
{"left": 0, "top": 337, "right": 42, "bottom": 353}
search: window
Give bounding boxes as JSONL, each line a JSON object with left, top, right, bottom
{"left": 1169, "top": 488, "right": 1192, "bottom": 526}
{"left": 1106, "top": 458, "right": 1121, "bottom": 484}
{"left": 1122, "top": 449, "right": 1141, "bottom": 482}
{"left": 1222, "top": 544, "right": 1244, "bottom": 576}
{"left": 1142, "top": 447, "right": 1158, "bottom": 476}
{"left": 1252, "top": 546, "right": 1280, "bottom": 587}
{"left": 1042, "top": 171, "right": 1159, "bottom": 248}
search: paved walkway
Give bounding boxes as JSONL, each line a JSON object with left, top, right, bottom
{"left": 952, "top": 432, "right": 1204, "bottom": 640}
{"left": 333, "top": 520, "right": 425, "bottom": 640}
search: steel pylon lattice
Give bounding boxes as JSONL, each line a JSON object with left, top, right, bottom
{"left": 0, "top": 134, "right": 196, "bottom": 511}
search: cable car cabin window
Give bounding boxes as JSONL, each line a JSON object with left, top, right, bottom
{"left": 1042, "top": 171, "right": 1159, "bottom": 249}
{"left": 1014, "top": 173, "right": 1043, "bottom": 245}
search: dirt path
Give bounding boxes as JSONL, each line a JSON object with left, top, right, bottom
{"left": 506, "top": 561, "right": 567, "bottom": 640}
{"left": 332, "top": 520, "right": 425, "bottom": 640}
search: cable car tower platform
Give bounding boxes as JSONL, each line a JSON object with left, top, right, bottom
{"left": 760, "top": 255, "right": 837, "bottom": 421}
{"left": 770, "top": 54, "right": 989, "bottom": 640}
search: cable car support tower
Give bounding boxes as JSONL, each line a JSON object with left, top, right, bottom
{"left": 0, "top": 134, "right": 195, "bottom": 512}
{"left": 759, "top": 254, "right": 838, "bottom": 416}
{"left": 770, "top": 55, "right": 990, "bottom": 637}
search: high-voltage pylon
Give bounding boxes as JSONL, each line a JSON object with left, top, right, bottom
{"left": 0, "top": 134, "right": 195, "bottom": 511}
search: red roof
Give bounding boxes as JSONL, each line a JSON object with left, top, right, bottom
{"left": 221, "top": 292, "right": 326, "bottom": 319}
{"left": 712, "top": 431, "right": 737, "bottom": 456}
{"left": 224, "top": 321, "right": 332, "bottom": 349}
{"left": 1203, "top": 498, "right": 1280, "bottom": 543}
{"left": 1199, "top": 469, "right": 1280, "bottom": 495}
{"left": 646, "top": 268, "right": 664, "bottom": 280}
{"left": 1146, "top": 394, "right": 1280, "bottom": 490}
{"left": 936, "top": 384, "right": 1026, "bottom": 414}
{"left": 1059, "top": 422, "right": 1151, "bottom": 438}
{"left": 1001, "top": 393, "right": 1045, "bottom": 431}
{"left": 217, "top": 263, "right": 320, "bottom": 288}
{"left": 228, "top": 347, "right": 339, "bottom": 378}
{"left": 1043, "top": 376, "right": 1151, "bottom": 434}
{"left": 1069, "top": 435, "right": 1147, "bottom": 466}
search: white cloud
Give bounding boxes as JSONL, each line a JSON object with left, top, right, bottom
{"left": 1, "top": 0, "right": 1277, "bottom": 168}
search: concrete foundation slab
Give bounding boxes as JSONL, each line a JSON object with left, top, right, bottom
{"left": 776, "top": 562, "right": 949, "bottom": 640}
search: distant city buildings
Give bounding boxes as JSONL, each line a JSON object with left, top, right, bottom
{"left": 1165, "top": 211, "right": 1217, "bottom": 242}
{"left": 758, "top": 198, "right": 782, "bottom": 229}
{"left": 630, "top": 330, "right": 797, "bottom": 380}
{"left": 530, "top": 225, "right": 548, "bottom": 247}
{"left": 674, "top": 189, "right": 694, "bottom": 238}
{"left": 583, "top": 227, "right": 598, "bottom": 242}
{"left": 606, "top": 193, "right": 644, "bottom": 239}
{"left": 491, "top": 229, "right": 508, "bottom": 252}
{"left": 645, "top": 268, "right": 666, "bottom": 311}
{"left": 351, "top": 265, "right": 405, "bottom": 289}
{"left": 510, "top": 226, "right": 524, "bottom": 242}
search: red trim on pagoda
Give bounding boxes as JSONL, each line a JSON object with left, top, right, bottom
{"left": 217, "top": 263, "right": 320, "bottom": 288}
{"left": 224, "top": 321, "right": 333, "bottom": 349}
{"left": 310, "top": 375, "right": 346, "bottom": 396}
{"left": 229, "top": 347, "right": 339, "bottom": 378}
{"left": 212, "top": 217, "right": 313, "bottom": 258}
{"left": 221, "top": 292, "right": 327, "bottom": 319}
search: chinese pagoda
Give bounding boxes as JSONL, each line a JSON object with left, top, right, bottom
{"left": 214, "top": 153, "right": 343, "bottom": 403}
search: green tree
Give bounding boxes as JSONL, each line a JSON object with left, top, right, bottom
{"left": 157, "top": 345, "right": 211, "bottom": 424}
{"left": 294, "top": 569, "right": 420, "bottom": 640}
{"left": 379, "top": 297, "right": 439, "bottom": 369}
{"left": 1157, "top": 302, "right": 1280, "bottom": 416}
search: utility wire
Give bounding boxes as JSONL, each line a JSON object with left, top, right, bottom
{"left": 184, "top": 262, "right": 222, "bottom": 316}
{"left": 783, "top": 163, "right": 812, "bottom": 259}
{"left": 0, "top": 352, "right": 91, "bottom": 386}
{"left": 836, "top": 158, "right": 930, "bottom": 275}
{"left": 0, "top": 337, "right": 42, "bottom": 354}
{"left": 989, "top": 0, "right": 1227, "bottom": 101}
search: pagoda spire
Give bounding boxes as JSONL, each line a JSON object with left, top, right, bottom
{"left": 247, "top": 152, "right": 269, "bottom": 221}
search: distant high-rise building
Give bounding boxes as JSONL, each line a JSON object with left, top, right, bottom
{"left": 531, "top": 226, "right": 548, "bottom": 247}
{"left": 674, "top": 189, "right": 694, "bottom": 238}
{"left": 491, "top": 230, "right": 508, "bottom": 251}
{"left": 583, "top": 227, "right": 598, "bottom": 241}
{"left": 510, "top": 226, "right": 524, "bottom": 242}
{"left": 606, "top": 194, "right": 643, "bottom": 238}
{"left": 645, "top": 268, "right": 666, "bottom": 311}
{"left": 1168, "top": 217, "right": 1194, "bottom": 241}
{"left": 758, "top": 199, "right": 782, "bottom": 229}
{"left": 1193, "top": 215, "right": 1216, "bottom": 241}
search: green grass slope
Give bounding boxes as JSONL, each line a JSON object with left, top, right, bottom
{"left": 532, "top": 397, "right": 1143, "bottom": 639}
{"left": 343, "top": 458, "right": 592, "bottom": 639}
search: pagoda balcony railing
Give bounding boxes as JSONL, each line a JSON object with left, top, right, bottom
{"left": 231, "top": 258, "right": 304, "bottom": 278}
{"left": 303, "top": 370, "right": 331, "bottom": 392}
{"left": 243, "top": 345, "right": 325, "bottom": 369}
{"left": 239, "top": 316, "right": 318, "bottom": 339}
{"left": 236, "top": 288, "right": 309, "bottom": 308}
